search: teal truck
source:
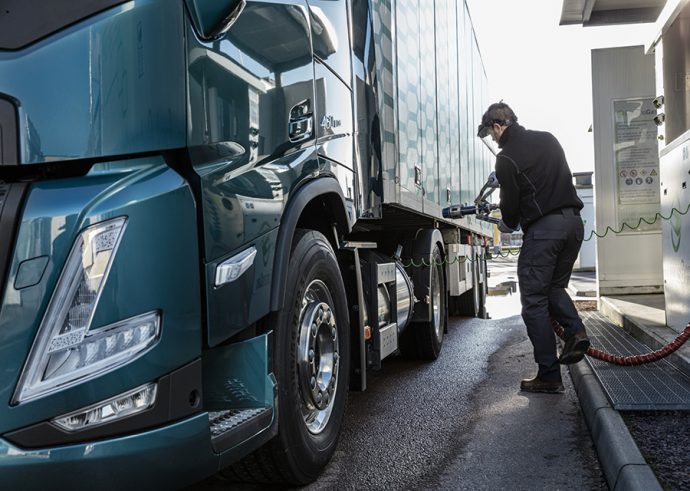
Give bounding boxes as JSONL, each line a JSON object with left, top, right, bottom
{"left": 0, "top": 0, "right": 492, "bottom": 487}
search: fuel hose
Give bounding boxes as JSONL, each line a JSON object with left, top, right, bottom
{"left": 551, "top": 319, "right": 690, "bottom": 365}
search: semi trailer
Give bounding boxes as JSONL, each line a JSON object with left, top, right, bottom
{"left": 0, "top": 0, "right": 493, "bottom": 487}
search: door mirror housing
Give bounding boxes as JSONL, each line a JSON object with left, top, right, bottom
{"left": 186, "top": 0, "right": 246, "bottom": 41}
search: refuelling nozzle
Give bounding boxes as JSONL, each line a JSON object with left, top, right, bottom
{"left": 442, "top": 171, "right": 501, "bottom": 224}
{"left": 442, "top": 202, "right": 499, "bottom": 223}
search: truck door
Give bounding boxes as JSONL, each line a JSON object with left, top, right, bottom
{"left": 307, "top": 0, "right": 356, "bottom": 208}
{"left": 185, "top": 0, "right": 317, "bottom": 346}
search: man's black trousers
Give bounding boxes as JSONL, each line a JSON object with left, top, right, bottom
{"left": 517, "top": 208, "right": 586, "bottom": 382}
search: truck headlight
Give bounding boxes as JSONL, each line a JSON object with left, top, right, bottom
{"left": 52, "top": 383, "right": 157, "bottom": 432}
{"left": 13, "top": 218, "right": 161, "bottom": 404}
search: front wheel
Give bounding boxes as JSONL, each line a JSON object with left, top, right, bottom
{"left": 228, "top": 229, "right": 350, "bottom": 484}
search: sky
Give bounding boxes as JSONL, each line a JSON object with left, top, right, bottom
{"left": 465, "top": 0, "right": 658, "bottom": 173}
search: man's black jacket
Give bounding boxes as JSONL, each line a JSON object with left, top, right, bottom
{"left": 494, "top": 124, "right": 583, "bottom": 231}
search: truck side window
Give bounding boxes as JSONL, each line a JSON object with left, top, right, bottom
{"left": 308, "top": 0, "right": 352, "bottom": 85}
{"left": 187, "top": 1, "right": 314, "bottom": 163}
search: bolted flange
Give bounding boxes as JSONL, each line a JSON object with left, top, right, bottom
{"left": 298, "top": 293, "right": 340, "bottom": 432}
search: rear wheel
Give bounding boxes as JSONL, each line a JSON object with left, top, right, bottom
{"left": 225, "top": 229, "right": 349, "bottom": 484}
{"left": 402, "top": 243, "right": 447, "bottom": 360}
{"left": 477, "top": 252, "right": 488, "bottom": 319}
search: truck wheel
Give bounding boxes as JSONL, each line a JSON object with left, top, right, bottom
{"left": 402, "top": 243, "right": 447, "bottom": 360}
{"left": 477, "top": 253, "right": 488, "bottom": 319}
{"left": 227, "top": 229, "right": 349, "bottom": 484}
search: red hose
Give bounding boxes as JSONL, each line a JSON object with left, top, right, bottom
{"left": 551, "top": 319, "right": 690, "bottom": 366}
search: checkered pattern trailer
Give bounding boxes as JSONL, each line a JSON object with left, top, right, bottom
{"left": 371, "top": 0, "right": 493, "bottom": 233}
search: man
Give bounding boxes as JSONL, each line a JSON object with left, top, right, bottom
{"left": 478, "top": 102, "right": 590, "bottom": 394}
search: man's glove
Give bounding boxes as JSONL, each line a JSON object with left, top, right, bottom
{"left": 497, "top": 219, "right": 515, "bottom": 233}
{"left": 485, "top": 171, "right": 500, "bottom": 189}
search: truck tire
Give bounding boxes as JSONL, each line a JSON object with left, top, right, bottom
{"left": 224, "top": 229, "right": 349, "bottom": 485}
{"left": 477, "top": 252, "right": 488, "bottom": 319}
{"left": 401, "top": 243, "right": 447, "bottom": 360}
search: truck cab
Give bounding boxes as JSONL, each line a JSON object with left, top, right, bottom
{"left": 0, "top": 1, "right": 492, "bottom": 487}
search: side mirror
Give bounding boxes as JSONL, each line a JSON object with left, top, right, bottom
{"left": 186, "top": 0, "right": 246, "bottom": 41}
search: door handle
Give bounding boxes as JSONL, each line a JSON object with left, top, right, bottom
{"left": 289, "top": 99, "right": 313, "bottom": 143}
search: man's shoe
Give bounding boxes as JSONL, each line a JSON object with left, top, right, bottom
{"left": 520, "top": 377, "right": 564, "bottom": 394}
{"left": 558, "top": 330, "right": 591, "bottom": 365}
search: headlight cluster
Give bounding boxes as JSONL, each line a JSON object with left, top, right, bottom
{"left": 52, "top": 383, "right": 157, "bottom": 432}
{"left": 13, "top": 218, "right": 161, "bottom": 404}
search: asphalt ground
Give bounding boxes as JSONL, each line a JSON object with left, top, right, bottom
{"left": 306, "top": 317, "right": 605, "bottom": 491}
{"left": 492, "top": 257, "right": 690, "bottom": 491}
{"left": 194, "top": 256, "right": 606, "bottom": 490}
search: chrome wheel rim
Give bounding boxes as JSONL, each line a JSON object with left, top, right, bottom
{"left": 432, "top": 260, "right": 442, "bottom": 339}
{"left": 297, "top": 279, "right": 339, "bottom": 435}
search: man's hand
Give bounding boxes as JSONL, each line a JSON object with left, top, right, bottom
{"left": 497, "top": 219, "right": 515, "bottom": 233}
{"left": 485, "top": 171, "right": 500, "bottom": 189}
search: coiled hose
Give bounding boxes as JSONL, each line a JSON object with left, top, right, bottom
{"left": 551, "top": 319, "right": 690, "bottom": 366}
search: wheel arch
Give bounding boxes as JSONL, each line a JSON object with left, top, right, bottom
{"left": 270, "top": 177, "right": 352, "bottom": 312}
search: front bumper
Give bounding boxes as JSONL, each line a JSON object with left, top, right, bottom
{"left": 0, "top": 413, "right": 218, "bottom": 490}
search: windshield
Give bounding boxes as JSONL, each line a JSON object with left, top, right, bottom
{"left": 0, "top": 0, "right": 129, "bottom": 50}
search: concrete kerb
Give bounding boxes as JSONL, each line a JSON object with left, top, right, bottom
{"left": 568, "top": 360, "right": 662, "bottom": 491}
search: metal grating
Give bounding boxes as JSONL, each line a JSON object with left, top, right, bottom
{"left": 581, "top": 311, "right": 690, "bottom": 410}
{"left": 208, "top": 407, "right": 271, "bottom": 437}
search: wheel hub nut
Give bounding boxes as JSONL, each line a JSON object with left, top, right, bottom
{"left": 299, "top": 302, "right": 339, "bottom": 412}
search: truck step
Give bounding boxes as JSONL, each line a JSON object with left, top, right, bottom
{"left": 209, "top": 407, "right": 273, "bottom": 453}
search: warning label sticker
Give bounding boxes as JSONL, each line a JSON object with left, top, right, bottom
{"left": 613, "top": 98, "right": 660, "bottom": 206}
{"left": 612, "top": 98, "right": 661, "bottom": 232}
